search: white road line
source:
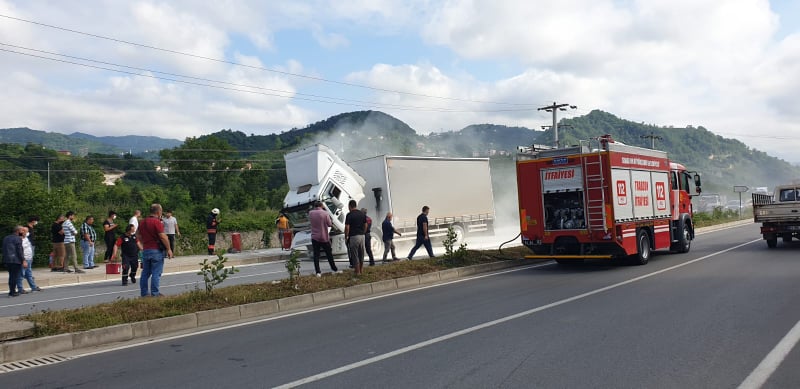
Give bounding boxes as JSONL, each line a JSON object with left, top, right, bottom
{"left": 738, "top": 318, "right": 800, "bottom": 389}
{"left": 0, "top": 269, "right": 287, "bottom": 309}
{"left": 22, "top": 260, "right": 288, "bottom": 291}
{"left": 68, "top": 263, "right": 555, "bottom": 358}
{"left": 274, "top": 238, "right": 761, "bottom": 388}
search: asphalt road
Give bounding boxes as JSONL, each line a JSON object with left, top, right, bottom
{"left": 0, "top": 234, "right": 509, "bottom": 317}
{"left": 2, "top": 222, "right": 799, "bottom": 388}
{"left": 0, "top": 259, "right": 321, "bottom": 317}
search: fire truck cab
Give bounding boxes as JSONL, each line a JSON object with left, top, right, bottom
{"left": 517, "top": 135, "right": 701, "bottom": 265}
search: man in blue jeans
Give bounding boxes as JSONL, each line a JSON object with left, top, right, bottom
{"left": 137, "top": 203, "right": 174, "bottom": 297}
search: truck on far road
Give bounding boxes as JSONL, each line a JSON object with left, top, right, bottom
{"left": 516, "top": 134, "right": 702, "bottom": 265}
{"left": 281, "top": 144, "right": 496, "bottom": 257}
{"left": 752, "top": 184, "right": 800, "bottom": 248}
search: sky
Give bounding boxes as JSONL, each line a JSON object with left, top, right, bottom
{"left": 0, "top": 0, "right": 798, "bottom": 162}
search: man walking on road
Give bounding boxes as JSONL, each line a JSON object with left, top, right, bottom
{"left": 138, "top": 204, "right": 173, "bottom": 297}
{"left": 382, "top": 212, "right": 401, "bottom": 262}
{"left": 309, "top": 201, "right": 341, "bottom": 277}
{"left": 407, "top": 206, "right": 434, "bottom": 260}
{"left": 3, "top": 226, "right": 25, "bottom": 297}
{"left": 344, "top": 200, "right": 367, "bottom": 276}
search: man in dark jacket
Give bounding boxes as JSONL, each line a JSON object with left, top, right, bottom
{"left": 407, "top": 206, "right": 434, "bottom": 260}
{"left": 3, "top": 226, "right": 25, "bottom": 297}
{"left": 381, "top": 212, "right": 401, "bottom": 262}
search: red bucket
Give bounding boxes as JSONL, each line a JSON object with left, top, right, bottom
{"left": 106, "top": 263, "right": 121, "bottom": 274}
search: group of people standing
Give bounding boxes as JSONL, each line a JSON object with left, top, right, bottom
{"left": 4, "top": 205, "right": 182, "bottom": 297}
{"left": 2, "top": 217, "right": 42, "bottom": 296}
{"left": 308, "top": 199, "right": 435, "bottom": 278}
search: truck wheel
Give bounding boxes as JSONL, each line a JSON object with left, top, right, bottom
{"left": 767, "top": 238, "right": 777, "bottom": 248}
{"left": 671, "top": 221, "right": 691, "bottom": 253}
{"left": 370, "top": 232, "right": 383, "bottom": 256}
{"left": 631, "top": 230, "right": 651, "bottom": 265}
{"left": 782, "top": 235, "right": 792, "bottom": 243}
{"left": 451, "top": 224, "right": 466, "bottom": 245}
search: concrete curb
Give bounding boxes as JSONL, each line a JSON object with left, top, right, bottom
{"left": 0, "top": 259, "right": 529, "bottom": 363}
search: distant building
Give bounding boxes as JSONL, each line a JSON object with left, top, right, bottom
{"left": 57, "top": 150, "right": 71, "bottom": 156}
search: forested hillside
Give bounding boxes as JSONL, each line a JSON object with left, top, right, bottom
{"left": 0, "top": 127, "right": 181, "bottom": 155}
{"left": 555, "top": 110, "right": 796, "bottom": 192}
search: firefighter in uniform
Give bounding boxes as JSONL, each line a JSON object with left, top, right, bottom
{"left": 207, "top": 208, "right": 220, "bottom": 255}
{"left": 113, "top": 224, "right": 142, "bottom": 286}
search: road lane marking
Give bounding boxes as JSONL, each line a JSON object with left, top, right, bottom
{"left": 0, "top": 269, "right": 288, "bottom": 309}
{"left": 66, "top": 263, "right": 555, "bottom": 358}
{"left": 15, "top": 261, "right": 288, "bottom": 290}
{"left": 275, "top": 238, "right": 761, "bottom": 388}
{"left": 51, "top": 237, "right": 759, "bottom": 383}
{"left": 738, "top": 318, "right": 800, "bottom": 389}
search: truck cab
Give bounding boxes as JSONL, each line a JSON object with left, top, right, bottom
{"left": 281, "top": 144, "right": 366, "bottom": 255}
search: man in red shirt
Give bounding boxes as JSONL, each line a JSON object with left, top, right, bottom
{"left": 137, "top": 203, "right": 173, "bottom": 297}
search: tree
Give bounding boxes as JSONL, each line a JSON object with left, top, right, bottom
{"left": 160, "top": 137, "right": 243, "bottom": 202}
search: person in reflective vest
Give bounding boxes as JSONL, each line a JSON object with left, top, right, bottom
{"left": 207, "top": 208, "right": 220, "bottom": 255}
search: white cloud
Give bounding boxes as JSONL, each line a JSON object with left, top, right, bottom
{"left": 0, "top": 0, "right": 799, "bottom": 164}
{"left": 311, "top": 24, "right": 349, "bottom": 50}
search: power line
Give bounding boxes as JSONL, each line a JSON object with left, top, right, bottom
{"left": 0, "top": 13, "right": 541, "bottom": 107}
{"left": 0, "top": 47, "right": 539, "bottom": 113}
{"left": 3, "top": 42, "right": 523, "bottom": 112}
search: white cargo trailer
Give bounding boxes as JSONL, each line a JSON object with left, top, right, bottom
{"left": 349, "top": 155, "right": 496, "bottom": 251}
{"left": 281, "top": 144, "right": 495, "bottom": 257}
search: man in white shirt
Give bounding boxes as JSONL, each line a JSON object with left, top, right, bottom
{"left": 129, "top": 210, "right": 141, "bottom": 233}
{"left": 18, "top": 226, "right": 42, "bottom": 292}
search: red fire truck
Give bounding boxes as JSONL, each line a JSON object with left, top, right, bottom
{"left": 516, "top": 135, "right": 701, "bottom": 265}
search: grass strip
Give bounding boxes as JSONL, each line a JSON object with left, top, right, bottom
{"left": 23, "top": 247, "right": 530, "bottom": 337}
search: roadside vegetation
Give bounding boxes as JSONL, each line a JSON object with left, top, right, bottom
{"left": 23, "top": 246, "right": 530, "bottom": 337}
{"left": 692, "top": 207, "right": 752, "bottom": 228}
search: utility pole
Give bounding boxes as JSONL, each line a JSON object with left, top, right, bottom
{"left": 538, "top": 102, "right": 577, "bottom": 148}
{"left": 641, "top": 132, "right": 663, "bottom": 149}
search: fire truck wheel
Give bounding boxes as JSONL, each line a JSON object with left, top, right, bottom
{"left": 632, "top": 230, "right": 651, "bottom": 265}
{"left": 766, "top": 237, "right": 777, "bottom": 248}
{"left": 671, "top": 221, "right": 691, "bottom": 253}
{"left": 782, "top": 234, "right": 792, "bottom": 243}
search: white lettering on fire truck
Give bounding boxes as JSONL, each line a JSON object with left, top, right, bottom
{"left": 544, "top": 169, "right": 575, "bottom": 180}
{"left": 621, "top": 157, "right": 661, "bottom": 168}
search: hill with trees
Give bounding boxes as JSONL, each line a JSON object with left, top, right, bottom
{"left": 1, "top": 109, "right": 795, "bottom": 266}
{"left": 0, "top": 127, "right": 181, "bottom": 155}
